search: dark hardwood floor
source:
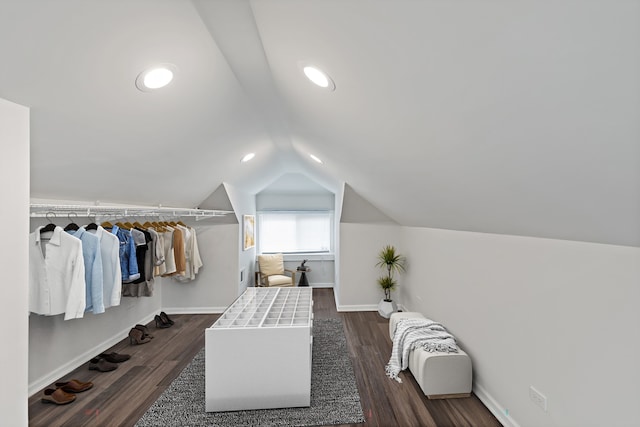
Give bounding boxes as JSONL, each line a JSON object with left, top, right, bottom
{"left": 28, "top": 288, "right": 501, "bottom": 427}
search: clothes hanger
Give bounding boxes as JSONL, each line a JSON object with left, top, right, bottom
{"left": 40, "top": 212, "right": 57, "bottom": 233}
{"left": 64, "top": 212, "right": 80, "bottom": 231}
{"left": 85, "top": 217, "right": 98, "bottom": 231}
{"left": 123, "top": 216, "right": 135, "bottom": 230}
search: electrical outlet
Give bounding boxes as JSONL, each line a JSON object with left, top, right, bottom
{"left": 529, "top": 386, "right": 547, "bottom": 412}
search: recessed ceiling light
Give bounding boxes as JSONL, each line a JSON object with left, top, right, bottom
{"left": 241, "top": 153, "right": 255, "bottom": 163}
{"left": 309, "top": 154, "right": 323, "bottom": 164}
{"left": 303, "top": 65, "right": 335, "bottom": 91}
{"left": 135, "top": 63, "right": 177, "bottom": 92}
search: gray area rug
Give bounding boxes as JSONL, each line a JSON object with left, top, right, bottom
{"left": 136, "top": 318, "right": 365, "bottom": 427}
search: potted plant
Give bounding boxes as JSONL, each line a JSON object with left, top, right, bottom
{"left": 375, "top": 245, "right": 405, "bottom": 318}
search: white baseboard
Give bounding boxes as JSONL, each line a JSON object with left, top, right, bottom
{"left": 336, "top": 304, "right": 377, "bottom": 312}
{"left": 28, "top": 313, "right": 156, "bottom": 397}
{"left": 473, "top": 382, "right": 521, "bottom": 427}
{"left": 162, "top": 307, "right": 226, "bottom": 315}
{"left": 309, "top": 282, "right": 334, "bottom": 288}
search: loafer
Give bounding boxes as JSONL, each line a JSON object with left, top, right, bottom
{"left": 54, "top": 379, "right": 93, "bottom": 393}
{"left": 41, "top": 388, "right": 76, "bottom": 405}
{"left": 88, "top": 357, "right": 117, "bottom": 372}
{"left": 98, "top": 352, "right": 131, "bottom": 363}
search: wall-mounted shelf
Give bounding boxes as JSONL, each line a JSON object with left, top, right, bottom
{"left": 29, "top": 203, "right": 232, "bottom": 221}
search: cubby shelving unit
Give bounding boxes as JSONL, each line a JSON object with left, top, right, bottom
{"left": 205, "top": 287, "right": 313, "bottom": 412}
{"left": 212, "top": 287, "right": 313, "bottom": 328}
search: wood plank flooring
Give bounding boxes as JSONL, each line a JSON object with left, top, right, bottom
{"left": 28, "top": 288, "right": 501, "bottom": 427}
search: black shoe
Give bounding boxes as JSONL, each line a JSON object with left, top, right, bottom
{"left": 154, "top": 315, "right": 171, "bottom": 329}
{"left": 98, "top": 352, "right": 131, "bottom": 363}
{"left": 88, "top": 357, "right": 118, "bottom": 372}
{"left": 159, "top": 311, "right": 174, "bottom": 326}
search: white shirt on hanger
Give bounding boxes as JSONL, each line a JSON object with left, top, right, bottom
{"left": 29, "top": 225, "right": 86, "bottom": 320}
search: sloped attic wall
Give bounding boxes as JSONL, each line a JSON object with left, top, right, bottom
{"left": 338, "top": 182, "right": 640, "bottom": 427}
{"left": 399, "top": 227, "right": 640, "bottom": 427}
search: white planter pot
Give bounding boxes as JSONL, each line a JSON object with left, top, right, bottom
{"left": 377, "top": 299, "right": 397, "bottom": 319}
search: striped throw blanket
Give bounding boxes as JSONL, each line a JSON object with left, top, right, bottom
{"left": 385, "top": 318, "right": 458, "bottom": 382}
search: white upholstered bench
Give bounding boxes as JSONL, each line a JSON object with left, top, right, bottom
{"left": 389, "top": 312, "right": 472, "bottom": 399}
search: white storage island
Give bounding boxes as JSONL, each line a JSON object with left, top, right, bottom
{"left": 205, "top": 287, "right": 313, "bottom": 412}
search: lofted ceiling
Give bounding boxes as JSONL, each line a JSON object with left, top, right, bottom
{"left": 0, "top": 0, "right": 638, "bottom": 246}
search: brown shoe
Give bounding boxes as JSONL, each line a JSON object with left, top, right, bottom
{"left": 134, "top": 324, "right": 154, "bottom": 339}
{"left": 128, "top": 327, "right": 151, "bottom": 345}
{"left": 88, "top": 357, "right": 117, "bottom": 372}
{"left": 54, "top": 379, "right": 94, "bottom": 393}
{"left": 41, "top": 388, "right": 76, "bottom": 405}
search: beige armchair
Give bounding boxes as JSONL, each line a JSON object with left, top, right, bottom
{"left": 257, "top": 253, "right": 296, "bottom": 287}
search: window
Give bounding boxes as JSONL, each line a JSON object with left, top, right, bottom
{"left": 257, "top": 211, "right": 333, "bottom": 254}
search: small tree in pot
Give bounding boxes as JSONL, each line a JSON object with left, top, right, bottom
{"left": 376, "top": 245, "right": 405, "bottom": 318}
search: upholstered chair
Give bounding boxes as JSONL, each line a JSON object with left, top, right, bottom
{"left": 257, "top": 253, "right": 296, "bottom": 287}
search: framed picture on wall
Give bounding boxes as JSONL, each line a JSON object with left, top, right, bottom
{"left": 243, "top": 214, "right": 255, "bottom": 250}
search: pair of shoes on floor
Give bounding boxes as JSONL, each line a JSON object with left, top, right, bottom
{"left": 154, "top": 311, "right": 174, "bottom": 329}
{"left": 41, "top": 379, "right": 93, "bottom": 405}
{"left": 98, "top": 351, "right": 131, "bottom": 363}
{"left": 134, "top": 324, "right": 154, "bottom": 339}
{"left": 55, "top": 379, "right": 94, "bottom": 393}
{"left": 129, "top": 326, "right": 152, "bottom": 345}
{"left": 89, "top": 356, "right": 118, "bottom": 372}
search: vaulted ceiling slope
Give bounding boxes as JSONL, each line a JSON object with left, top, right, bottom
{"left": 1, "top": 1, "right": 638, "bottom": 247}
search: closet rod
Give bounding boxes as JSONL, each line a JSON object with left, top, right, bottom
{"left": 30, "top": 203, "right": 232, "bottom": 221}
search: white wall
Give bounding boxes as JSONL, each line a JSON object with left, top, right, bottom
{"left": 337, "top": 223, "right": 402, "bottom": 310}
{"left": 400, "top": 226, "right": 640, "bottom": 427}
{"left": 224, "top": 182, "right": 256, "bottom": 293}
{"left": 282, "top": 256, "right": 335, "bottom": 287}
{"left": 162, "top": 222, "right": 239, "bottom": 313}
{"left": 256, "top": 192, "right": 334, "bottom": 211}
{"left": 0, "top": 97, "right": 29, "bottom": 426}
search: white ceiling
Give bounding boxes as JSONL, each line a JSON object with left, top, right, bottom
{"left": 1, "top": 0, "right": 638, "bottom": 247}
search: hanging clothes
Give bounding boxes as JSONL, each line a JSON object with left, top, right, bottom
{"left": 153, "top": 227, "right": 167, "bottom": 277}
{"left": 130, "top": 228, "right": 148, "bottom": 282}
{"left": 29, "top": 226, "right": 86, "bottom": 320}
{"left": 65, "top": 227, "right": 105, "bottom": 314}
{"left": 146, "top": 227, "right": 165, "bottom": 268}
{"left": 109, "top": 225, "right": 140, "bottom": 283}
{"left": 83, "top": 225, "right": 122, "bottom": 308}
{"left": 171, "top": 226, "right": 186, "bottom": 277}
{"left": 159, "top": 227, "right": 176, "bottom": 276}
{"left": 172, "top": 225, "right": 204, "bottom": 282}
{"left": 124, "top": 227, "right": 155, "bottom": 297}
